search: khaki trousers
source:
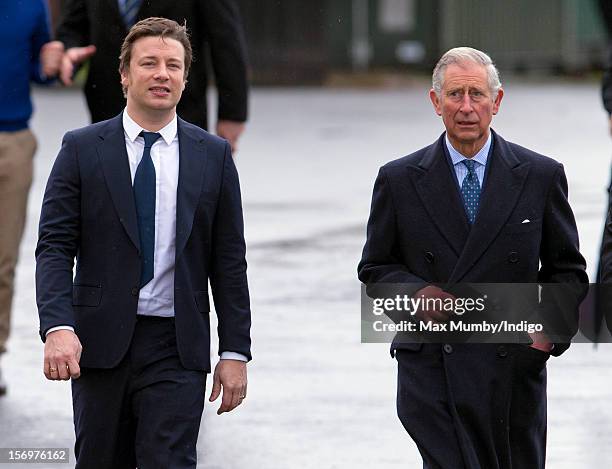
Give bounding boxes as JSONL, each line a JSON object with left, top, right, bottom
{"left": 0, "top": 129, "right": 35, "bottom": 355}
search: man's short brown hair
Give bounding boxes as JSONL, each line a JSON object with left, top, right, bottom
{"left": 119, "top": 17, "right": 192, "bottom": 78}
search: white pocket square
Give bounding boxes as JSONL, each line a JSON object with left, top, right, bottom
{"left": 521, "top": 219, "right": 530, "bottom": 224}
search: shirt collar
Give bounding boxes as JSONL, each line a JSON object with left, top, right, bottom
{"left": 445, "top": 131, "right": 492, "bottom": 168}
{"left": 122, "top": 109, "right": 177, "bottom": 146}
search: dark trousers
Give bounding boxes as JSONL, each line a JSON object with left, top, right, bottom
{"left": 72, "top": 316, "right": 207, "bottom": 469}
{"left": 396, "top": 344, "right": 547, "bottom": 469}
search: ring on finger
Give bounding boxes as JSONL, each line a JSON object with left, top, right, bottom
{"left": 49, "top": 367, "right": 57, "bottom": 373}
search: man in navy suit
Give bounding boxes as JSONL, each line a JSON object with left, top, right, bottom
{"left": 36, "top": 17, "right": 251, "bottom": 469}
{"left": 358, "top": 47, "right": 587, "bottom": 468}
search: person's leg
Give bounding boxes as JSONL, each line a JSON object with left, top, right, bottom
{"left": 396, "top": 347, "right": 467, "bottom": 469}
{"left": 72, "top": 358, "right": 136, "bottom": 469}
{"left": 0, "top": 129, "right": 35, "bottom": 394}
{"left": 508, "top": 346, "right": 548, "bottom": 469}
{"left": 130, "top": 317, "right": 206, "bottom": 469}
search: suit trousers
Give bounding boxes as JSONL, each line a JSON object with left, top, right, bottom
{"left": 396, "top": 344, "right": 548, "bottom": 469}
{"left": 0, "top": 129, "right": 35, "bottom": 354}
{"left": 72, "top": 316, "right": 207, "bottom": 469}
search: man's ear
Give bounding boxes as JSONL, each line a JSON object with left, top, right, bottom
{"left": 492, "top": 87, "right": 504, "bottom": 115}
{"left": 120, "top": 69, "right": 129, "bottom": 91}
{"left": 429, "top": 88, "right": 442, "bottom": 116}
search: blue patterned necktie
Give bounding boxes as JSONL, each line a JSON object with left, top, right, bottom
{"left": 461, "top": 159, "right": 481, "bottom": 224}
{"left": 119, "top": 0, "right": 141, "bottom": 29}
{"left": 133, "top": 131, "right": 161, "bottom": 287}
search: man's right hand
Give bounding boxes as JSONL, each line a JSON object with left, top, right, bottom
{"left": 413, "top": 285, "right": 456, "bottom": 323}
{"left": 59, "top": 45, "right": 97, "bottom": 85}
{"left": 40, "top": 41, "right": 65, "bottom": 77}
{"left": 43, "top": 330, "right": 82, "bottom": 380}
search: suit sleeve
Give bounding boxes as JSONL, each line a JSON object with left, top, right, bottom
{"left": 35, "top": 132, "right": 81, "bottom": 341}
{"left": 538, "top": 164, "right": 588, "bottom": 355}
{"left": 55, "top": 0, "right": 90, "bottom": 48}
{"left": 358, "top": 167, "right": 428, "bottom": 293}
{"left": 602, "top": 45, "right": 612, "bottom": 115}
{"left": 198, "top": 0, "right": 249, "bottom": 122}
{"left": 210, "top": 142, "right": 251, "bottom": 360}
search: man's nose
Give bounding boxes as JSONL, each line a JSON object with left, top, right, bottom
{"left": 459, "top": 93, "right": 473, "bottom": 112}
{"left": 154, "top": 65, "right": 169, "bottom": 80}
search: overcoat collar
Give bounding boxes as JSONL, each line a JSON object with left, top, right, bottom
{"left": 407, "top": 129, "right": 530, "bottom": 282}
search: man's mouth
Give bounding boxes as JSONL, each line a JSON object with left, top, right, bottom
{"left": 149, "top": 86, "right": 170, "bottom": 96}
{"left": 457, "top": 121, "right": 477, "bottom": 126}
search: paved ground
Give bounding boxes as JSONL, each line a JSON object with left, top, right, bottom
{"left": 1, "top": 81, "right": 612, "bottom": 468}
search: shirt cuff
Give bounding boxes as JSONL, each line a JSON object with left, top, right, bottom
{"left": 220, "top": 351, "right": 248, "bottom": 362}
{"left": 45, "top": 325, "right": 75, "bottom": 337}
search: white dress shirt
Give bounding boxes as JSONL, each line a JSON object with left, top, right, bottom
{"left": 48, "top": 110, "right": 246, "bottom": 362}
{"left": 123, "top": 110, "right": 179, "bottom": 318}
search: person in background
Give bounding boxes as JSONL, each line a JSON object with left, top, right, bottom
{"left": 600, "top": 0, "right": 612, "bottom": 131}
{"left": 0, "top": 0, "right": 63, "bottom": 396}
{"left": 48, "top": 0, "right": 248, "bottom": 151}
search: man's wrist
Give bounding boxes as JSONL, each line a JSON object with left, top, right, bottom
{"left": 220, "top": 351, "right": 248, "bottom": 362}
{"left": 45, "top": 325, "right": 75, "bottom": 337}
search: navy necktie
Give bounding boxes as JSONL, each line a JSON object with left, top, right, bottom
{"left": 134, "top": 131, "right": 161, "bottom": 287}
{"left": 461, "top": 160, "right": 481, "bottom": 224}
{"left": 120, "top": 0, "right": 141, "bottom": 29}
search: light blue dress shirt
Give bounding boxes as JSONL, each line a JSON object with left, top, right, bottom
{"left": 445, "top": 132, "right": 492, "bottom": 187}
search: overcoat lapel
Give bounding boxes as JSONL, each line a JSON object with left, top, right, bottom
{"left": 449, "top": 131, "right": 530, "bottom": 282}
{"left": 409, "top": 136, "right": 470, "bottom": 257}
{"left": 175, "top": 118, "right": 208, "bottom": 257}
{"left": 97, "top": 114, "right": 141, "bottom": 251}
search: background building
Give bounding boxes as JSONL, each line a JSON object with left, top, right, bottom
{"left": 240, "top": 0, "right": 607, "bottom": 84}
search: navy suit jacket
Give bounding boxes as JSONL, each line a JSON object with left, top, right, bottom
{"left": 36, "top": 114, "right": 251, "bottom": 372}
{"left": 358, "top": 130, "right": 588, "bottom": 355}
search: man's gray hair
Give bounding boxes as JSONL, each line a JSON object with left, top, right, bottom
{"left": 432, "top": 47, "right": 502, "bottom": 97}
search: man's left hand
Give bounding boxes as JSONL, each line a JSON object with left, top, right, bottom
{"left": 216, "top": 120, "right": 245, "bottom": 153}
{"left": 209, "top": 359, "right": 247, "bottom": 415}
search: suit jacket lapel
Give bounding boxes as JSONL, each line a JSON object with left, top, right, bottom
{"left": 449, "top": 131, "right": 531, "bottom": 282}
{"left": 97, "top": 113, "right": 141, "bottom": 251}
{"left": 175, "top": 118, "right": 208, "bottom": 257}
{"left": 409, "top": 135, "right": 470, "bottom": 257}
{"left": 138, "top": 0, "right": 171, "bottom": 23}
{"left": 107, "top": 0, "right": 122, "bottom": 18}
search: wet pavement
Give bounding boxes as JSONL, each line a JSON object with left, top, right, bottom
{"left": 1, "top": 81, "right": 611, "bottom": 467}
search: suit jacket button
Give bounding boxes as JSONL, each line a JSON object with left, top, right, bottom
{"left": 131, "top": 287, "right": 139, "bottom": 296}
{"left": 425, "top": 251, "right": 435, "bottom": 263}
{"left": 443, "top": 344, "right": 453, "bottom": 354}
{"left": 497, "top": 345, "right": 508, "bottom": 358}
{"left": 508, "top": 251, "right": 518, "bottom": 263}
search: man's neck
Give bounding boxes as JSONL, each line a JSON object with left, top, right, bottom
{"left": 448, "top": 131, "right": 490, "bottom": 158}
{"left": 125, "top": 105, "right": 175, "bottom": 132}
